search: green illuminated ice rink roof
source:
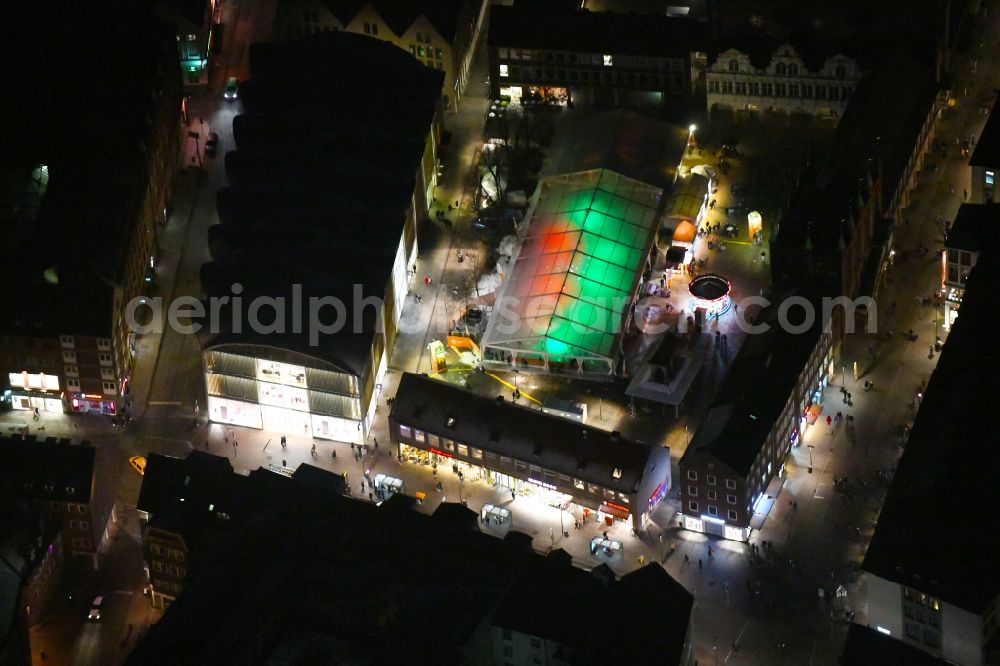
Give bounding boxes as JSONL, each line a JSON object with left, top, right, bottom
{"left": 483, "top": 170, "right": 662, "bottom": 364}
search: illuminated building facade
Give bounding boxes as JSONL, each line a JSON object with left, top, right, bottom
{"left": 200, "top": 34, "right": 443, "bottom": 442}
{"left": 488, "top": 3, "right": 705, "bottom": 108}
{"left": 389, "top": 373, "right": 671, "bottom": 532}
{"left": 706, "top": 44, "right": 861, "bottom": 120}
{"left": 679, "top": 295, "right": 832, "bottom": 541}
{"left": 863, "top": 250, "right": 1000, "bottom": 666}
{"left": 941, "top": 204, "right": 987, "bottom": 331}
{"left": 481, "top": 169, "right": 663, "bottom": 379}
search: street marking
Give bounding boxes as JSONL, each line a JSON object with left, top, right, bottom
{"left": 813, "top": 485, "right": 826, "bottom": 499}
{"left": 484, "top": 371, "right": 543, "bottom": 405}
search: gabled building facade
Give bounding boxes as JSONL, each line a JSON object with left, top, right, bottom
{"left": 706, "top": 44, "right": 862, "bottom": 120}
{"left": 274, "top": 0, "right": 488, "bottom": 110}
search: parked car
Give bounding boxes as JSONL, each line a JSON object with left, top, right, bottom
{"left": 224, "top": 77, "right": 239, "bottom": 100}
{"left": 205, "top": 132, "right": 219, "bottom": 156}
{"left": 88, "top": 596, "right": 104, "bottom": 621}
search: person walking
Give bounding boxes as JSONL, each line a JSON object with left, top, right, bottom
{"left": 698, "top": 558, "right": 703, "bottom": 570}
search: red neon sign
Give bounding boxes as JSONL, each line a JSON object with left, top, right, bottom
{"left": 428, "top": 447, "right": 454, "bottom": 459}
{"left": 648, "top": 483, "right": 664, "bottom": 502}
{"left": 604, "top": 501, "right": 629, "bottom": 513}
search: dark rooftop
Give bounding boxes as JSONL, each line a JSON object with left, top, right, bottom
{"left": 839, "top": 623, "right": 954, "bottom": 666}
{"left": 390, "top": 373, "right": 658, "bottom": 493}
{"left": 774, "top": 49, "right": 939, "bottom": 291}
{"left": 319, "top": 0, "right": 469, "bottom": 43}
{"left": 137, "top": 451, "right": 347, "bottom": 555}
{"left": 127, "top": 463, "right": 692, "bottom": 665}
{"left": 681, "top": 291, "right": 823, "bottom": 476}
{"left": 970, "top": 92, "right": 1000, "bottom": 166}
{"left": 946, "top": 203, "right": 998, "bottom": 252}
{"left": 863, "top": 249, "right": 1000, "bottom": 613}
{"left": 488, "top": 2, "right": 709, "bottom": 57}
{"left": 543, "top": 109, "right": 689, "bottom": 188}
{"left": 201, "top": 32, "right": 442, "bottom": 376}
{"left": 712, "top": 0, "right": 957, "bottom": 70}
{"left": 0, "top": 436, "right": 96, "bottom": 504}
{"left": 0, "top": 2, "right": 179, "bottom": 336}
{"left": 494, "top": 558, "right": 693, "bottom": 664}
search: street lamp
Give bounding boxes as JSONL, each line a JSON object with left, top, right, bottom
{"left": 807, "top": 444, "right": 815, "bottom": 474}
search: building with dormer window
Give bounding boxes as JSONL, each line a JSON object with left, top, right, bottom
{"left": 706, "top": 44, "right": 862, "bottom": 120}
{"left": 273, "top": 0, "right": 488, "bottom": 111}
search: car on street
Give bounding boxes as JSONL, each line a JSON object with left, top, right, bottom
{"left": 129, "top": 456, "right": 146, "bottom": 476}
{"left": 88, "top": 596, "right": 104, "bottom": 621}
{"left": 205, "top": 132, "right": 219, "bottom": 156}
{"left": 224, "top": 77, "right": 239, "bottom": 101}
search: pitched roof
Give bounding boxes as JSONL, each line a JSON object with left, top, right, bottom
{"left": 863, "top": 249, "right": 1000, "bottom": 613}
{"left": 493, "top": 561, "right": 693, "bottom": 664}
{"left": 127, "top": 479, "right": 692, "bottom": 665}
{"left": 681, "top": 292, "right": 823, "bottom": 476}
{"left": 946, "top": 204, "right": 997, "bottom": 252}
{"left": 840, "top": 623, "right": 953, "bottom": 666}
{"left": 321, "top": 0, "right": 468, "bottom": 42}
{"left": 0, "top": 436, "right": 96, "bottom": 504}
{"left": 390, "top": 372, "right": 657, "bottom": 493}
{"left": 969, "top": 91, "right": 1000, "bottom": 167}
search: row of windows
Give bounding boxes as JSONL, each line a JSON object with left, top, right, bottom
{"left": 362, "top": 22, "right": 379, "bottom": 36}
{"left": 725, "top": 60, "right": 851, "bottom": 79}
{"left": 687, "top": 501, "right": 738, "bottom": 520}
{"left": 686, "top": 470, "right": 737, "bottom": 488}
{"left": 399, "top": 425, "right": 630, "bottom": 503}
{"left": 499, "top": 64, "right": 682, "bottom": 89}
{"left": 61, "top": 350, "right": 113, "bottom": 364}
{"left": 710, "top": 79, "right": 853, "bottom": 101}
{"left": 149, "top": 543, "right": 186, "bottom": 561}
{"left": 59, "top": 336, "right": 112, "bottom": 349}
{"left": 70, "top": 537, "right": 92, "bottom": 550}
{"left": 68, "top": 519, "right": 89, "bottom": 531}
{"left": 499, "top": 48, "right": 683, "bottom": 71}
{"left": 947, "top": 249, "right": 976, "bottom": 266}
{"left": 154, "top": 580, "right": 183, "bottom": 596}
{"left": 63, "top": 378, "right": 117, "bottom": 393}
{"left": 687, "top": 486, "right": 738, "bottom": 503}
{"left": 410, "top": 45, "right": 444, "bottom": 60}
{"left": 2, "top": 337, "right": 58, "bottom": 349}
{"left": 24, "top": 483, "right": 78, "bottom": 496}
{"left": 152, "top": 560, "right": 186, "bottom": 578}
{"left": 287, "top": 23, "right": 337, "bottom": 37}
{"left": 1, "top": 354, "right": 56, "bottom": 367}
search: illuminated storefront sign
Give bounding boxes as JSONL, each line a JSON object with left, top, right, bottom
{"left": 9, "top": 372, "right": 60, "bottom": 392}
{"left": 528, "top": 477, "right": 556, "bottom": 491}
{"left": 647, "top": 482, "right": 668, "bottom": 510}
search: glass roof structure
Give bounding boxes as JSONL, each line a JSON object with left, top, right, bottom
{"left": 482, "top": 170, "right": 662, "bottom": 374}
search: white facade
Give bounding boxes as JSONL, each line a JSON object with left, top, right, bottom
{"left": 706, "top": 44, "right": 862, "bottom": 119}
{"left": 865, "top": 573, "right": 990, "bottom": 666}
